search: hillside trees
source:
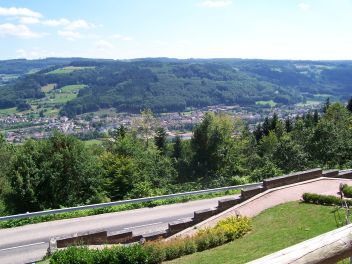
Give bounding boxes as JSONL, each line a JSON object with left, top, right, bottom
{"left": 6, "top": 133, "right": 106, "bottom": 213}
{"left": 0, "top": 135, "right": 13, "bottom": 215}
{"left": 191, "top": 113, "right": 239, "bottom": 184}
{"left": 309, "top": 103, "right": 352, "bottom": 167}
{"left": 101, "top": 128, "right": 177, "bottom": 199}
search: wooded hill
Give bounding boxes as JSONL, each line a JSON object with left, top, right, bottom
{"left": 0, "top": 58, "right": 351, "bottom": 117}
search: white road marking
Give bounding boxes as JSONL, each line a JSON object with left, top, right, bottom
{"left": 176, "top": 217, "right": 192, "bottom": 221}
{"left": 0, "top": 242, "right": 46, "bottom": 252}
{"left": 123, "top": 222, "right": 164, "bottom": 230}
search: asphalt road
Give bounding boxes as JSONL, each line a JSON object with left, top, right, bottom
{"left": 0, "top": 194, "right": 238, "bottom": 264}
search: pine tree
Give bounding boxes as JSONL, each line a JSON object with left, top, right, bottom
{"left": 271, "top": 113, "right": 278, "bottom": 131}
{"left": 322, "top": 98, "right": 330, "bottom": 113}
{"left": 262, "top": 117, "right": 271, "bottom": 136}
{"left": 154, "top": 127, "right": 167, "bottom": 154}
{"left": 347, "top": 97, "right": 352, "bottom": 113}
{"left": 313, "top": 110, "right": 319, "bottom": 124}
{"left": 285, "top": 117, "right": 293, "bottom": 132}
{"left": 172, "top": 135, "right": 182, "bottom": 160}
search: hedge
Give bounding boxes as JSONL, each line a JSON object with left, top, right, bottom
{"left": 302, "top": 193, "right": 351, "bottom": 206}
{"left": 342, "top": 184, "right": 352, "bottom": 198}
{"left": 49, "top": 216, "right": 252, "bottom": 264}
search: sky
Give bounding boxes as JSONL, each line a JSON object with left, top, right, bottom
{"left": 0, "top": 0, "right": 351, "bottom": 60}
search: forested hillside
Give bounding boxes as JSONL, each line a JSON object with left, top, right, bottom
{"left": 1, "top": 101, "right": 352, "bottom": 215}
{"left": 0, "top": 58, "right": 351, "bottom": 116}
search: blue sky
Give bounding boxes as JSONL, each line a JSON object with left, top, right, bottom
{"left": 0, "top": 0, "right": 351, "bottom": 60}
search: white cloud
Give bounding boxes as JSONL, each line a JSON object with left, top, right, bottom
{"left": 0, "top": 23, "right": 44, "bottom": 38}
{"left": 16, "top": 48, "right": 40, "bottom": 59}
{"left": 0, "top": 6, "right": 42, "bottom": 18}
{"left": 111, "top": 34, "right": 133, "bottom": 41}
{"left": 64, "top": 19, "right": 96, "bottom": 30}
{"left": 57, "top": 30, "right": 81, "bottom": 40}
{"left": 42, "top": 18, "right": 70, "bottom": 27}
{"left": 298, "top": 3, "right": 310, "bottom": 11}
{"left": 19, "top": 17, "right": 40, "bottom": 24}
{"left": 96, "top": 40, "right": 114, "bottom": 50}
{"left": 44, "top": 18, "right": 97, "bottom": 31}
{"left": 198, "top": 0, "right": 232, "bottom": 8}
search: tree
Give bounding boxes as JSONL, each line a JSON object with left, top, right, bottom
{"left": 347, "top": 97, "right": 352, "bottom": 113}
{"left": 322, "top": 98, "right": 330, "bottom": 113}
{"left": 135, "top": 108, "right": 158, "bottom": 147}
{"left": 0, "top": 134, "right": 13, "bottom": 215}
{"left": 271, "top": 113, "right": 278, "bottom": 131}
{"left": 154, "top": 127, "right": 167, "bottom": 154}
{"left": 172, "top": 135, "right": 182, "bottom": 160}
{"left": 262, "top": 117, "right": 271, "bottom": 136}
{"left": 273, "top": 134, "right": 308, "bottom": 173}
{"left": 191, "top": 112, "right": 235, "bottom": 181}
{"left": 285, "top": 117, "right": 293, "bottom": 133}
{"left": 7, "top": 133, "right": 106, "bottom": 213}
{"left": 313, "top": 110, "right": 319, "bottom": 125}
{"left": 309, "top": 103, "right": 352, "bottom": 167}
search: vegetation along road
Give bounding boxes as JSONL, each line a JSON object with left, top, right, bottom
{"left": 0, "top": 195, "right": 237, "bottom": 264}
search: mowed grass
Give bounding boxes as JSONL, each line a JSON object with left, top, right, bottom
{"left": 41, "top": 83, "right": 56, "bottom": 93}
{"left": 60, "top": 84, "right": 86, "bottom": 93}
{"left": 169, "top": 202, "right": 346, "bottom": 264}
{"left": 46, "top": 66, "right": 95, "bottom": 75}
{"left": 0, "top": 107, "right": 18, "bottom": 115}
{"left": 255, "top": 100, "right": 277, "bottom": 107}
{"left": 84, "top": 139, "right": 104, "bottom": 146}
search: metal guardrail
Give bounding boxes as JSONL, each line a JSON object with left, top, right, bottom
{"left": 0, "top": 182, "right": 262, "bottom": 221}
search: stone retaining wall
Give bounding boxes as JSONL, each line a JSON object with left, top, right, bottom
{"left": 263, "top": 168, "right": 322, "bottom": 189}
{"left": 51, "top": 168, "right": 346, "bottom": 251}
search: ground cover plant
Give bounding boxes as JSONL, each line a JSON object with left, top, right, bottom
{"left": 168, "top": 202, "right": 348, "bottom": 264}
{"left": 48, "top": 216, "right": 251, "bottom": 264}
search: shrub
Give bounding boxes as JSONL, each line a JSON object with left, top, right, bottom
{"left": 302, "top": 193, "right": 351, "bottom": 206}
{"left": 342, "top": 184, "right": 352, "bottom": 198}
{"left": 49, "top": 216, "right": 251, "bottom": 263}
{"left": 215, "top": 216, "right": 252, "bottom": 240}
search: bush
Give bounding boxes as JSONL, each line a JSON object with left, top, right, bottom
{"left": 49, "top": 216, "right": 252, "bottom": 263}
{"left": 50, "top": 244, "right": 157, "bottom": 264}
{"left": 302, "top": 193, "right": 350, "bottom": 206}
{"left": 342, "top": 184, "right": 352, "bottom": 198}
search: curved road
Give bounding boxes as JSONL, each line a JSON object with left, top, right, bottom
{"left": 0, "top": 195, "right": 237, "bottom": 264}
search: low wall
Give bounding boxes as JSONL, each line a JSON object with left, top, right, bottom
{"left": 338, "top": 171, "right": 352, "bottom": 179}
{"left": 218, "top": 197, "right": 242, "bottom": 211}
{"left": 169, "top": 219, "right": 194, "bottom": 235}
{"left": 51, "top": 168, "right": 343, "bottom": 251}
{"left": 263, "top": 168, "right": 322, "bottom": 190}
{"left": 107, "top": 231, "right": 133, "bottom": 244}
{"left": 56, "top": 230, "right": 107, "bottom": 248}
{"left": 322, "top": 170, "right": 339, "bottom": 178}
{"left": 194, "top": 208, "right": 218, "bottom": 223}
{"left": 241, "top": 187, "right": 264, "bottom": 200}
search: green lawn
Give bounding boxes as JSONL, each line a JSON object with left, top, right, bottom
{"left": 255, "top": 100, "right": 277, "bottom": 107}
{"left": 169, "top": 202, "right": 347, "bottom": 264}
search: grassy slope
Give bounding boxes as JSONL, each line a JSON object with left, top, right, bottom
{"left": 46, "top": 66, "right": 95, "bottom": 75}
{"left": 169, "top": 202, "right": 347, "bottom": 264}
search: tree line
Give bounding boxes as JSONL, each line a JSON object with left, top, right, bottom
{"left": 1, "top": 100, "right": 352, "bottom": 215}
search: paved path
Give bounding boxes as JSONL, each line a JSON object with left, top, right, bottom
{"left": 175, "top": 177, "right": 352, "bottom": 237}
{"left": 0, "top": 195, "right": 237, "bottom": 264}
